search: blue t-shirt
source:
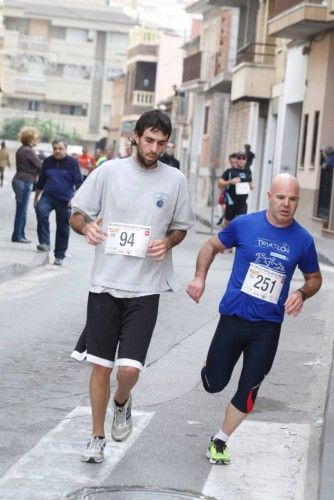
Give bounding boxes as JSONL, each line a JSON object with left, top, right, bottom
{"left": 217, "top": 210, "right": 319, "bottom": 323}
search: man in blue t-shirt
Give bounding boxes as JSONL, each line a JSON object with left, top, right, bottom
{"left": 187, "top": 173, "right": 322, "bottom": 465}
{"left": 34, "top": 139, "right": 82, "bottom": 265}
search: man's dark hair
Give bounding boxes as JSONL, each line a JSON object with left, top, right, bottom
{"left": 134, "top": 109, "right": 172, "bottom": 139}
{"left": 52, "top": 139, "right": 68, "bottom": 148}
{"left": 229, "top": 153, "right": 237, "bottom": 159}
{"left": 1, "top": 141, "right": 5, "bottom": 148}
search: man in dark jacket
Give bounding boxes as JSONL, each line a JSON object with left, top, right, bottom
{"left": 160, "top": 142, "right": 180, "bottom": 169}
{"left": 34, "top": 139, "right": 82, "bottom": 265}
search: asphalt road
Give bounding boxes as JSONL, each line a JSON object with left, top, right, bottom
{"left": 0, "top": 221, "right": 333, "bottom": 499}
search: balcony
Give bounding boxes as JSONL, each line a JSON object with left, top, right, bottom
{"left": 132, "top": 90, "right": 155, "bottom": 106}
{"left": 268, "top": 1, "right": 334, "bottom": 39}
{"left": 15, "top": 75, "right": 46, "bottom": 95}
{"left": 231, "top": 43, "right": 275, "bottom": 102}
{"left": 182, "top": 51, "right": 202, "bottom": 84}
{"left": 18, "top": 35, "right": 49, "bottom": 53}
{"left": 186, "top": 0, "right": 247, "bottom": 14}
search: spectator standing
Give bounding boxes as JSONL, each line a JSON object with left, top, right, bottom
{"left": 216, "top": 153, "right": 237, "bottom": 226}
{"left": 96, "top": 148, "right": 113, "bottom": 167}
{"left": 11, "top": 127, "right": 42, "bottom": 243}
{"left": 217, "top": 151, "right": 254, "bottom": 230}
{"left": 79, "top": 146, "right": 95, "bottom": 180}
{"left": 160, "top": 142, "right": 180, "bottom": 169}
{"left": 322, "top": 145, "right": 334, "bottom": 169}
{"left": 0, "top": 141, "right": 11, "bottom": 187}
{"left": 244, "top": 144, "right": 255, "bottom": 170}
{"left": 34, "top": 139, "right": 82, "bottom": 265}
{"left": 95, "top": 148, "right": 103, "bottom": 164}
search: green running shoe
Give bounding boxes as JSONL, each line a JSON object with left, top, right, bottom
{"left": 206, "top": 437, "right": 231, "bottom": 465}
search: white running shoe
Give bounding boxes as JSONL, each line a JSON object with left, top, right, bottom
{"left": 81, "top": 436, "right": 106, "bottom": 463}
{"left": 111, "top": 394, "right": 133, "bottom": 442}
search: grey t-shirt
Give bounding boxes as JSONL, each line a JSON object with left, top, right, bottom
{"left": 71, "top": 156, "right": 194, "bottom": 293}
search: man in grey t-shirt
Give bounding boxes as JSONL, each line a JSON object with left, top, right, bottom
{"left": 70, "top": 109, "right": 194, "bottom": 463}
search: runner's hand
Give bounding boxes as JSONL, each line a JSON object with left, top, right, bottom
{"left": 147, "top": 239, "right": 168, "bottom": 261}
{"left": 83, "top": 217, "right": 106, "bottom": 246}
{"left": 186, "top": 277, "right": 205, "bottom": 304}
{"left": 284, "top": 291, "right": 304, "bottom": 316}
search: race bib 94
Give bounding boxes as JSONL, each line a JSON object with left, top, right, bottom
{"left": 106, "top": 222, "right": 151, "bottom": 258}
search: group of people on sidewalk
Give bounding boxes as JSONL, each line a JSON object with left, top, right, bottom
{"left": 9, "top": 127, "right": 82, "bottom": 266}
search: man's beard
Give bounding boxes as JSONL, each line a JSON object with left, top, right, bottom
{"left": 136, "top": 147, "right": 157, "bottom": 169}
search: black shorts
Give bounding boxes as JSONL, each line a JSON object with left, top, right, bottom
{"left": 224, "top": 201, "right": 247, "bottom": 222}
{"left": 71, "top": 292, "right": 160, "bottom": 370}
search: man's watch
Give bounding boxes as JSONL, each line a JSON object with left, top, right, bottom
{"left": 297, "top": 289, "right": 308, "bottom": 301}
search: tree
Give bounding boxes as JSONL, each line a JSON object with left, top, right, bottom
{"left": 1, "top": 117, "right": 81, "bottom": 144}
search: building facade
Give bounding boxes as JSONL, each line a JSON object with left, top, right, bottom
{"left": 1, "top": 0, "right": 135, "bottom": 146}
{"left": 119, "top": 26, "right": 183, "bottom": 155}
{"left": 179, "top": 0, "right": 239, "bottom": 205}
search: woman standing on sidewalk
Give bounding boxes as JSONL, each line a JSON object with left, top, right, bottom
{"left": 11, "top": 127, "right": 42, "bottom": 243}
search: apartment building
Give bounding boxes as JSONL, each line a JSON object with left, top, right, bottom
{"left": 118, "top": 26, "right": 183, "bottom": 155}
{"left": 1, "top": 0, "right": 135, "bottom": 146}
{"left": 0, "top": 1, "right": 4, "bottom": 95}
{"left": 178, "top": 0, "right": 238, "bottom": 204}
{"left": 268, "top": 0, "right": 334, "bottom": 237}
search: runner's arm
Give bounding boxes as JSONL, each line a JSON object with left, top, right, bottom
{"left": 284, "top": 270, "right": 322, "bottom": 316}
{"left": 186, "top": 236, "right": 225, "bottom": 303}
{"left": 70, "top": 211, "right": 106, "bottom": 246}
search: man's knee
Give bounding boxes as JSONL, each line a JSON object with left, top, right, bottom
{"left": 116, "top": 365, "right": 140, "bottom": 381}
{"left": 201, "top": 366, "right": 229, "bottom": 394}
{"left": 91, "top": 363, "right": 112, "bottom": 382}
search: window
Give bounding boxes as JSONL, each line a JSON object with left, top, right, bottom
{"left": 60, "top": 105, "right": 86, "bottom": 116}
{"left": 300, "top": 113, "right": 308, "bottom": 167}
{"left": 66, "top": 28, "right": 87, "bottom": 42}
{"left": 203, "top": 105, "right": 210, "bottom": 135}
{"left": 28, "top": 100, "right": 40, "bottom": 111}
{"left": 310, "top": 110, "right": 320, "bottom": 166}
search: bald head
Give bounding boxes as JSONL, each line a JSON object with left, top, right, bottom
{"left": 267, "top": 174, "right": 300, "bottom": 227}
{"left": 270, "top": 173, "right": 300, "bottom": 195}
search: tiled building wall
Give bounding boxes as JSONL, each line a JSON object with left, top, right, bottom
{"left": 225, "top": 100, "right": 252, "bottom": 166}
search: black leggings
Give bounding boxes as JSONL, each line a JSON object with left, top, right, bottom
{"left": 201, "top": 315, "right": 281, "bottom": 413}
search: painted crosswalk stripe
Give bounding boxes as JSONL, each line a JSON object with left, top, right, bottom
{"left": 0, "top": 406, "right": 154, "bottom": 499}
{"left": 202, "top": 420, "right": 310, "bottom": 500}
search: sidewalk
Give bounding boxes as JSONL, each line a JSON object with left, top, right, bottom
{"left": 0, "top": 169, "right": 49, "bottom": 283}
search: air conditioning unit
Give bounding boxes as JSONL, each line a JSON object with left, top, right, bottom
{"left": 87, "top": 30, "right": 95, "bottom": 42}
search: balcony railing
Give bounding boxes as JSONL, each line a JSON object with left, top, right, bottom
{"left": 182, "top": 51, "right": 202, "bottom": 83}
{"left": 271, "top": 0, "right": 324, "bottom": 18}
{"left": 132, "top": 90, "right": 155, "bottom": 106}
{"left": 18, "top": 35, "right": 49, "bottom": 52}
{"left": 15, "top": 75, "right": 46, "bottom": 93}
{"left": 236, "top": 43, "right": 276, "bottom": 65}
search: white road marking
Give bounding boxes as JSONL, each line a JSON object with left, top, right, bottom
{"left": 202, "top": 421, "right": 310, "bottom": 500}
{"left": 0, "top": 406, "right": 154, "bottom": 499}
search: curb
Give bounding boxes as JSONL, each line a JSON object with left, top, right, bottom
{"left": 319, "top": 349, "right": 334, "bottom": 500}
{"left": 0, "top": 252, "right": 50, "bottom": 284}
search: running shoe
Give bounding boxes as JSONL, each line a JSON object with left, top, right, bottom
{"left": 111, "top": 394, "right": 133, "bottom": 442}
{"left": 81, "top": 436, "right": 106, "bottom": 463}
{"left": 206, "top": 437, "right": 231, "bottom": 465}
